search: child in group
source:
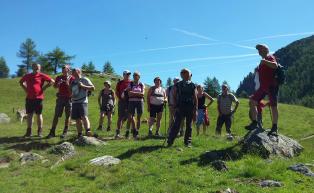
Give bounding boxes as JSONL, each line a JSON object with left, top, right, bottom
{"left": 97, "top": 81, "right": 115, "bottom": 131}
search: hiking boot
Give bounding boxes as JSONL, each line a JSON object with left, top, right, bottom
{"left": 85, "top": 129, "right": 92, "bottom": 137}
{"left": 125, "top": 130, "right": 130, "bottom": 139}
{"left": 106, "top": 127, "right": 111, "bottom": 132}
{"left": 23, "top": 128, "right": 32, "bottom": 138}
{"left": 155, "top": 131, "right": 161, "bottom": 137}
{"left": 37, "top": 128, "right": 43, "bottom": 137}
{"left": 166, "top": 141, "right": 173, "bottom": 148}
{"left": 77, "top": 133, "right": 83, "bottom": 138}
{"left": 245, "top": 121, "right": 258, "bottom": 131}
{"left": 268, "top": 125, "right": 278, "bottom": 136}
{"left": 184, "top": 142, "right": 192, "bottom": 148}
{"left": 97, "top": 126, "right": 103, "bottom": 131}
{"left": 148, "top": 129, "right": 153, "bottom": 137}
{"left": 46, "top": 129, "right": 56, "bottom": 139}
{"left": 115, "top": 134, "right": 122, "bottom": 139}
{"left": 133, "top": 129, "right": 139, "bottom": 140}
{"left": 60, "top": 132, "right": 67, "bottom": 139}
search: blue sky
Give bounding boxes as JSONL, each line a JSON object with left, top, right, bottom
{"left": 1, "top": 0, "right": 314, "bottom": 90}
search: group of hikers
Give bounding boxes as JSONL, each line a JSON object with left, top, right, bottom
{"left": 19, "top": 43, "right": 281, "bottom": 147}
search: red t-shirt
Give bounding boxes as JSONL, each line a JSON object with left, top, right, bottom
{"left": 20, "top": 72, "right": 52, "bottom": 99}
{"left": 258, "top": 55, "right": 277, "bottom": 90}
{"left": 55, "top": 75, "right": 75, "bottom": 98}
{"left": 115, "top": 79, "right": 131, "bottom": 100}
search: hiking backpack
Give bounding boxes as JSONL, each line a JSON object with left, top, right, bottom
{"left": 274, "top": 63, "right": 286, "bottom": 85}
{"left": 176, "top": 81, "right": 196, "bottom": 107}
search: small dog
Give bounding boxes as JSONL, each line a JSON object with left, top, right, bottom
{"left": 16, "top": 109, "right": 27, "bottom": 124}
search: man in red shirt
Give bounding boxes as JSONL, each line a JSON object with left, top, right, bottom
{"left": 19, "top": 63, "right": 54, "bottom": 137}
{"left": 47, "top": 65, "right": 75, "bottom": 138}
{"left": 114, "top": 70, "right": 131, "bottom": 139}
{"left": 246, "top": 44, "right": 279, "bottom": 135}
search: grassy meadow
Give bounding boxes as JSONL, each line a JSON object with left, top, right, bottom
{"left": 0, "top": 75, "right": 313, "bottom": 193}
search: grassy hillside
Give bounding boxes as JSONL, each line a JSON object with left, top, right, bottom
{"left": 0, "top": 76, "right": 313, "bottom": 193}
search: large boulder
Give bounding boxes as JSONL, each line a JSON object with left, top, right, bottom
{"left": 74, "top": 136, "right": 107, "bottom": 146}
{"left": 0, "top": 113, "right": 10, "bottom": 124}
{"left": 241, "top": 129, "right": 303, "bottom": 158}
{"left": 89, "top": 155, "right": 121, "bottom": 166}
{"left": 51, "top": 142, "right": 75, "bottom": 158}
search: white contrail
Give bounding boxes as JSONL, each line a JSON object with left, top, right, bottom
{"left": 172, "top": 28, "right": 218, "bottom": 41}
{"left": 141, "top": 53, "right": 258, "bottom": 66}
{"left": 238, "top": 32, "right": 314, "bottom": 43}
{"left": 138, "top": 42, "right": 223, "bottom": 52}
{"left": 172, "top": 28, "right": 255, "bottom": 50}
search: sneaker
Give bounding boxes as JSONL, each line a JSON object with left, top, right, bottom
{"left": 37, "top": 128, "right": 43, "bottom": 137}
{"left": 245, "top": 122, "right": 258, "bottom": 130}
{"left": 77, "top": 133, "right": 83, "bottom": 138}
{"left": 133, "top": 129, "right": 139, "bottom": 140}
{"left": 115, "top": 134, "right": 122, "bottom": 139}
{"left": 23, "top": 128, "right": 32, "bottom": 138}
{"left": 125, "top": 130, "right": 130, "bottom": 139}
{"left": 106, "top": 127, "right": 111, "bottom": 132}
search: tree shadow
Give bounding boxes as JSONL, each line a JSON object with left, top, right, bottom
{"left": 5, "top": 140, "right": 56, "bottom": 152}
{"left": 138, "top": 135, "right": 166, "bottom": 141}
{"left": 180, "top": 144, "right": 243, "bottom": 167}
{"left": 117, "top": 145, "right": 164, "bottom": 160}
{"left": 0, "top": 136, "right": 35, "bottom": 145}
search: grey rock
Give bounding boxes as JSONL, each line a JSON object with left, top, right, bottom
{"left": 20, "top": 152, "right": 43, "bottom": 165}
{"left": 216, "top": 188, "right": 239, "bottom": 193}
{"left": 260, "top": 180, "right": 282, "bottom": 187}
{"left": 51, "top": 142, "right": 75, "bottom": 158}
{"left": 0, "top": 113, "right": 10, "bottom": 124}
{"left": 89, "top": 155, "right": 121, "bottom": 166}
{"left": 288, "top": 163, "right": 314, "bottom": 177}
{"left": 211, "top": 160, "right": 228, "bottom": 171}
{"left": 74, "top": 136, "right": 107, "bottom": 146}
{"left": 0, "top": 157, "right": 10, "bottom": 169}
{"left": 242, "top": 129, "right": 303, "bottom": 158}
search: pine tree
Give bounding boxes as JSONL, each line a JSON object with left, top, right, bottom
{"left": 103, "top": 61, "right": 114, "bottom": 74}
{"left": 46, "top": 47, "right": 74, "bottom": 74}
{"left": 0, "top": 57, "right": 9, "bottom": 78}
{"left": 17, "top": 38, "right": 39, "bottom": 73}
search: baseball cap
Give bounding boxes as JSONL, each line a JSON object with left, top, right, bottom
{"left": 123, "top": 70, "right": 131, "bottom": 75}
{"left": 104, "top": 80, "right": 111, "bottom": 87}
{"left": 256, "top": 44, "right": 269, "bottom": 51}
{"left": 133, "top": 71, "right": 141, "bottom": 76}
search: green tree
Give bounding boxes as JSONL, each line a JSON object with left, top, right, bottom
{"left": 37, "top": 54, "right": 53, "bottom": 74}
{"left": 103, "top": 61, "right": 114, "bottom": 74}
{"left": 166, "top": 77, "right": 172, "bottom": 87}
{"left": 82, "top": 61, "right": 95, "bottom": 71}
{"left": 17, "top": 38, "right": 39, "bottom": 73}
{"left": 203, "top": 76, "right": 221, "bottom": 97}
{"left": 81, "top": 63, "right": 88, "bottom": 71}
{"left": 0, "top": 57, "right": 9, "bottom": 78}
{"left": 16, "top": 65, "right": 27, "bottom": 77}
{"left": 46, "top": 47, "right": 74, "bottom": 74}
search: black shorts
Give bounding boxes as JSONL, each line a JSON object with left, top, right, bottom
{"left": 71, "top": 103, "right": 88, "bottom": 120}
{"left": 118, "top": 100, "right": 128, "bottom": 119}
{"left": 149, "top": 104, "right": 164, "bottom": 118}
{"left": 128, "top": 101, "right": 144, "bottom": 116}
{"left": 25, "top": 99, "right": 43, "bottom": 115}
{"left": 54, "top": 97, "right": 72, "bottom": 117}
{"left": 100, "top": 104, "right": 114, "bottom": 113}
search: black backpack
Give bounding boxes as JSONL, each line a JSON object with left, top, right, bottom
{"left": 176, "top": 81, "right": 196, "bottom": 107}
{"left": 274, "top": 63, "right": 286, "bottom": 85}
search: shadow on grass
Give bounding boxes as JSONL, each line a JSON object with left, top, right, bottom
{"left": 180, "top": 144, "right": 243, "bottom": 167}
{"left": 117, "top": 145, "right": 164, "bottom": 160}
{"left": 0, "top": 136, "right": 34, "bottom": 145}
{"left": 6, "top": 140, "right": 55, "bottom": 152}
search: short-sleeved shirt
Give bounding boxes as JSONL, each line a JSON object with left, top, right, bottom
{"left": 258, "top": 55, "right": 277, "bottom": 90}
{"left": 20, "top": 72, "right": 52, "bottom": 99}
{"left": 128, "top": 82, "right": 145, "bottom": 102}
{"left": 116, "top": 80, "right": 131, "bottom": 100}
{"left": 55, "top": 75, "right": 75, "bottom": 98}
{"left": 218, "top": 93, "right": 238, "bottom": 115}
{"left": 71, "top": 77, "right": 94, "bottom": 104}
{"left": 149, "top": 86, "right": 166, "bottom": 105}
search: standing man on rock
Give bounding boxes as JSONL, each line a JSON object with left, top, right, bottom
{"left": 47, "top": 65, "right": 75, "bottom": 139}
{"left": 70, "top": 68, "right": 95, "bottom": 138}
{"left": 246, "top": 44, "right": 279, "bottom": 136}
{"left": 114, "top": 70, "right": 132, "bottom": 139}
{"left": 167, "top": 68, "right": 198, "bottom": 147}
{"left": 19, "top": 63, "right": 54, "bottom": 137}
